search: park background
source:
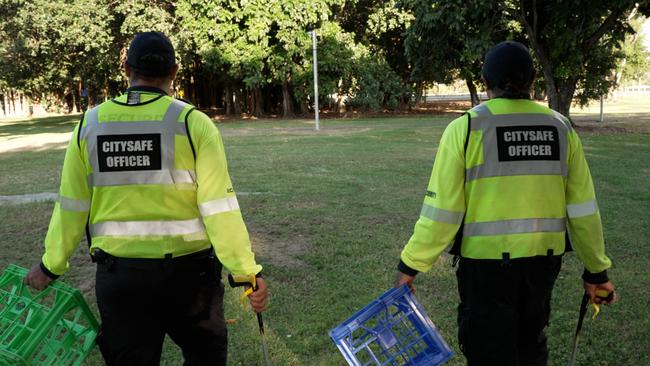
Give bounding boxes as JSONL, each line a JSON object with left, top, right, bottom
{"left": 1, "top": 1, "right": 650, "bottom": 365}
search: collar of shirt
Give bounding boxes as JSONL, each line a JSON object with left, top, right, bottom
{"left": 126, "top": 85, "right": 168, "bottom": 95}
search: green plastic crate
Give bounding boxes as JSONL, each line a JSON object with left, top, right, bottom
{"left": 0, "top": 265, "right": 99, "bottom": 366}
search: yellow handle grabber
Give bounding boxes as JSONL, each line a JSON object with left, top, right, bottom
{"left": 228, "top": 274, "right": 271, "bottom": 366}
{"left": 568, "top": 289, "right": 613, "bottom": 366}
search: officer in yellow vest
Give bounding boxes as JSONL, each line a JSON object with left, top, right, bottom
{"left": 24, "top": 32, "right": 268, "bottom": 365}
{"left": 395, "top": 41, "right": 617, "bottom": 365}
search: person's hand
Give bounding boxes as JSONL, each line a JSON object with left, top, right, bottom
{"left": 24, "top": 264, "right": 54, "bottom": 291}
{"left": 248, "top": 277, "right": 268, "bottom": 313}
{"left": 584, "top": 280, "right": 617, "bottom": 305}
{"left": 394, "top": 271, "right": 416, "bottom": 293}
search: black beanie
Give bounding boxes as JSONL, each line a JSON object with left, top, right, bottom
{"left": 126, "top": 32, "right": 176, "bottom": 77}
{"left": 482, "top": 41, "right": 534, "bottom": 92}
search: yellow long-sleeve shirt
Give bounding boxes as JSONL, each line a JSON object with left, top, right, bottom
{"left": 400, "top": 99, "right": 611, "bottom": 282}
{"left": 41, "top": 90, "right": 262, "bottom": 277}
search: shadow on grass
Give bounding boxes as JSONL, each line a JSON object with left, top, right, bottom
{"left": 0, "top": 114, "right": 81, "bottom": 137}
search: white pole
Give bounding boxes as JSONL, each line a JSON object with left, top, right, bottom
{"left": 311, "top": 30, "right": 320, "bottom": 131}
{"left": 599, "top": 95, "right": 604, "bottom": 122}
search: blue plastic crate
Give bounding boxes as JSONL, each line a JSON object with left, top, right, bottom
{"left": 330, "top": 285, "right": 453, "bottom": 366}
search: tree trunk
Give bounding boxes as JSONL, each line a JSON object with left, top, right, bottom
{"left": 281, "top": 80, "right": 294, "bottom": 118}
{"left": 190, "top": 75, "right": 197, "bottom": 107}
{"left": 335, "top": 95, "right": 344, "bottom": 114}
{"left": 74, "top": 81, "right": 82, "bottom": 112}
{"left": 233, "top": 88, "right": 242, "bottom": 116}
{"left": 517, "top": 2, "right": 594, "bottom": 126}
{"left": 104, "top": 82, "right": 110, "bottom": 103}
{"left": 88, "top": 86, "right": 96, "bottom": 108}
{"left": 209, "top": 76, "right": 218, "bottom": 109}
{"left": 26, "top": 97, "right": 33, "bottom": 117}
{"left": 225, "top": 85, "right": 233, "bottom": 115}
{"left": 546, "top": 77, "right": 578, "bottom": 122}
{"left": 186, "top": 75, "right": 193, "bottom": 104}
{"left": 70, "top": 87, "right": 76, "bottom": 113}
{"left": 10, "top": 89, "right": 16, "bottom": 114}
{"left": 192, "top": 58, "right": 200, "bottom": 107}
{"left": 263, "top": 86, "right": 275, "bottom": 114}
{"left": 466, "top": 78, "right": 480, "bottom": 106}
{"left": 251, "top": 87, "right": 263, "bottom": 117}
{"left": 299, "top": 99, "right": 308, "bottom": 114}
{"left": 532, "top": 85, "right": 546, "bottom": 101}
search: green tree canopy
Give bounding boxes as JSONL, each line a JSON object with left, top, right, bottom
{"left": 513, "top": 0, "right": 650, "bottom": 116}
{"left": 2, "top": 0, "right": 649, "bottom": 117}
{"left": 404, "top": 0, "right": 516, "bottom": 106}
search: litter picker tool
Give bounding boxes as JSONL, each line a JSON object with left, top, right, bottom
{"left": 568, "top": 289, "right": 613, "bottom": 366}
{"left": 228, "top": 274, "right": 271, "bottom": 366}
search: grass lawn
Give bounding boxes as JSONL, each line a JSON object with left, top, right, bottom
{"left": 1, "top": 113, "right": 649, "bottom": 365}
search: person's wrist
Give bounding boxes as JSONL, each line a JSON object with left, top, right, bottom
{"left": 40, "top": 262, "right": 60, "bottom": 280}
{"left": 397, "top": 259, "right": 419, "bottom": 277}
{"left": 582, "top": 269, "right": 608, "bottom": 284}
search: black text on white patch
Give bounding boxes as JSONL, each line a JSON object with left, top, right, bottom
{"left": 496, "top": 126, "right": 560, "bottom": 161}
{"left": 97, "top": 134, "right": 162, "bottom": 172}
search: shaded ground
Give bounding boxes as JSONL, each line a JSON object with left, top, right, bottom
{"left": 573, "top": 115, "right": 650, "bottom": 134}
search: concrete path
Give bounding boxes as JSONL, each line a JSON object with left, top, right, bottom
{"left": 0, "top": 192, "right": 58, "bottom": 205}
{"left": 0, "top": 191, "right": 268, "bottom": 205}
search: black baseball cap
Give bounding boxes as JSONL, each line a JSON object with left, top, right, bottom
{"left": 126, "top": 32, "right": 176, "bottom": 77}
{"left": 482, "top": 41, "right": 534, "bottom": 91}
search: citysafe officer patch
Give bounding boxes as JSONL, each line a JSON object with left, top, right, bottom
{"left": 496, "top": 125, "right": 559, "bottom": 161}
{"left": 97, "top": 134, "right": 162, "bottom": 172}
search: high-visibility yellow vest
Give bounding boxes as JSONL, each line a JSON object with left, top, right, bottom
{"left": 401, "top": 98, "right": 611, "bottom": 274}
{"left": 42, "top": 90, "right": 262, "bottom": 277}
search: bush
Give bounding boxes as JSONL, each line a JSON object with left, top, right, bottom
{"left": 347, "top": 56, "right": 403, "bottom": 112}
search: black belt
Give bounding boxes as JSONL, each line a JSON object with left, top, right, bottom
{"left": 92, "top": 247, "right": 215, "bottom": 269}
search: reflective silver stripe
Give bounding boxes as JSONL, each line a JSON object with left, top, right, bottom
{"left": 90, "top": 169, "right": 196, "bottom": 186}
{"left": 567, "top": 199, "right": 598, "bottom": 218}
{"left": 469, "top": 103, "right": 492, "bottom": 131}
{"left": 552, "top": 110, "right": 573, "bottom": 131}
{"left": 175, "top": 123, "right": 188, "bottom": 136}
{"left": 86, "top": 120, "right": 186, "bottom": 135}
{"left": 199, "top": 196, "right": 240, "bottom": 217}
{"left": 420, "top": 203, "right": 464, "bottom": 224}
{"left": 80, "top": 106, "right": 100, "bottom": 140}
{"left": 466, "top": 161, "right": 565, "bottom": 181}
{"left": 91, "top": 218, "right": 205, "bottom": 236}
{"left": 160, "top": 100, "right": 188, "bottom": 171}
{"left": 465, "top": 113, "right": 569, "bottom": 182}
{"left": 172, "top": 170, "right": 196, "bottom": 183}
{"left": 87, "top": 121, "right": 176, "bottom": 134}
{"left": 463, "top": 218, "right": 566, "bottom": 237}
{"left": 58, "top": 196, "right": 90, "bottom": 212}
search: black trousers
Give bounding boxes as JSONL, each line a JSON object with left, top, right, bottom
{"left": 456, "top": 255, "right": 562, "bottom": 366}
{"left": 94, "top": 249, "right": 227, "bottom": 366}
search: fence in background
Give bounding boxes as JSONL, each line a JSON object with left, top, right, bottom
{"left": 618, "top": 85, "right": 650, "bottom": 94}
